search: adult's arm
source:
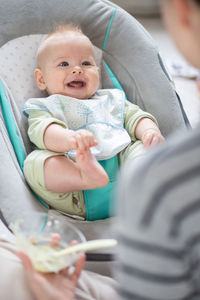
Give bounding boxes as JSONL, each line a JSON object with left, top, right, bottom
{"left": 115, "top": 126, "right": 200, "bottom": 299}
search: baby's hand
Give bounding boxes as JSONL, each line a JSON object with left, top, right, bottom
{"left": 66, "top": 129, "right": 98, "bottom": 152}
{"left": 141, "top": 128, "right": 165, "bottom": 149}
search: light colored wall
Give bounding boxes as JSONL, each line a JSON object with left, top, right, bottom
{"left": 109, "top": 0, "right": 160, "bottom": 15}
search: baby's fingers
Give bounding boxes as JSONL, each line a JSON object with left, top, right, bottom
{"left": 149, "top": 135, "right": 161, "bottom": 147}
{"left": 143, "top": 133, "right": 164, "bottom": 149}
{"left": 142, "top": 132, "right": 154, "bottom": 148}
{"left": 76, "top": 131, "right": 97, "bottom": 151}
{"left": 75, "top": 133, "right": 88, "bottom": 152}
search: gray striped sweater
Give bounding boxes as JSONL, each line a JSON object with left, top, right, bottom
{"left": 116, "top": 125, "right": 200, "bottom": 300}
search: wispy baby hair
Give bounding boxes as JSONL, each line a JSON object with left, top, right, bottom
{"left": 46, "top": 22, "right": 83, "bottom": 38}
{"left": 36, "top": 23, "right": 85, "bottom": 67}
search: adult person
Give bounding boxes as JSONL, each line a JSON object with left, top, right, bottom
{"left": 17, "top": 0, "right": 200, "bottom": 299}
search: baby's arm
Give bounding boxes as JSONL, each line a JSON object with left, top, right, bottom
{"left": 135, "top": 117, "right": 165, "bottom": 149}
{"left": 26, "top": 110, "right": 108, "bottom": 192}
{"left": 44, "top": 123, "right": 98, "bottom": 153}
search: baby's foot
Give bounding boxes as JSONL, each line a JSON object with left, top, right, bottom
{"left": 76, "top": 149, "right": 109, "bottom": 189}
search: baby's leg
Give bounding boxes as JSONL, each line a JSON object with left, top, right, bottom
{"left": 44, "top": 149, "right": 109, "bottom": 193}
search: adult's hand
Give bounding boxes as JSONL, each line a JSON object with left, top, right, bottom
{"left": 17, "top": 251, "right": 85, "bottom": 300}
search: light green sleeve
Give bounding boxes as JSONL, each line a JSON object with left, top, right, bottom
{"left": 124, "top": 100, "right": 158, "bottom": 141}
{"left": 27, "top": 110, "right": 67, "bottom": 149}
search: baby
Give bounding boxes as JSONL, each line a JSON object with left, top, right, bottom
{"left": 23, "top": 23, "right": 164, "bottom": 220}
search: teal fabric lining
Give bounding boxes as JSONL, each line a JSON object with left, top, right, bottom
{"left": 102, "top": 9, "right": 116, "bottom": 51}
{"left": 39, "top": 212, "right": 48, "bottom": 232}
{"left": 33, "top": 192, "right": 49, "bottom": 209}
{"left": 84, "top": 155, "right": 118, "bottom": 220}
{"left": 0, "top": 79, "right": 48, "bottom": 209}
{"left": 103, "top": 61, "right": 127, "bottom": 97}
{"left": 0, "top": 79, "right": 26, "bottom": 170}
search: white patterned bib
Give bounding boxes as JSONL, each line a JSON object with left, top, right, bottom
{"left": 24, "top": 89, "right": 131, "bottom": 160}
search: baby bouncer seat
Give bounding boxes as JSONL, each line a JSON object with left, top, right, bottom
{"left": 0, "top": 0, "right": 189, "bottom": 275}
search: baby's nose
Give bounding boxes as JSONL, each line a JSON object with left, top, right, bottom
{"left": 72, "top": 66, "right": 83, "bottom": 74}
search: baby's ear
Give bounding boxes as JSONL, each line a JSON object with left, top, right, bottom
{"left": 34, "top": 68, "right": 46, "bottom": 90}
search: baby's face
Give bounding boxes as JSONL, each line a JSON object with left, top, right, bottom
{"left": 36, "top": 32, "right": 100, "bottom": 99}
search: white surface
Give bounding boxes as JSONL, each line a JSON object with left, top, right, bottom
{"left": 138, "top": 17, "right": 200, "bottom": 128}
{"left": 110, "top": 0, "right": 160, "bottom": 15}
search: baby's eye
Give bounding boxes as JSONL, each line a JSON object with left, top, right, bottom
{"left": 59, "top": 61, "right": 69, "bottom": 67}
{"left": 82, "top": 61, "right": 91, "bottom": 66}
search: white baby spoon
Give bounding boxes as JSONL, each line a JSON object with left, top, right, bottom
{"left": 54, "top": 239, "right": 117, "bottom": 257}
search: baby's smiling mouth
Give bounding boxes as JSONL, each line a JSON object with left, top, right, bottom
{"left": 67, "top": 81, "right": 86, "bottom": 88}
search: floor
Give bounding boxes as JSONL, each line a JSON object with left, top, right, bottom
{"left": 137, "top": 16, "right": 200, "bottom": 128}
